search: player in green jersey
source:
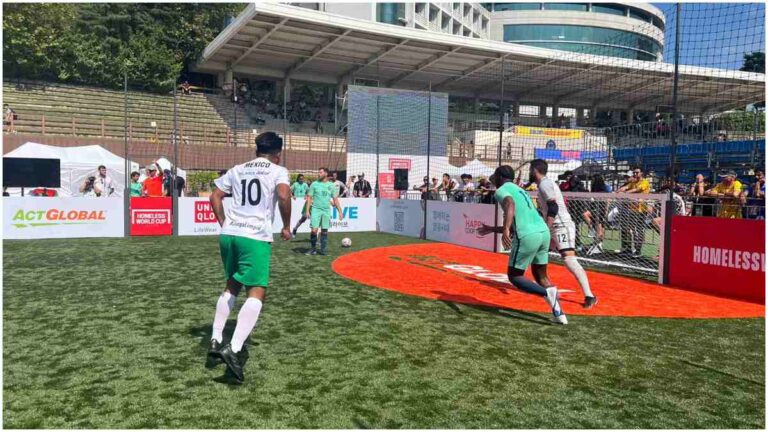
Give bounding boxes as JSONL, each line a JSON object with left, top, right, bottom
{"left": 291, "top": 174, "right": 310, "bottom": 237}
{"left": 478, "top": 165, "right": 568, "bottom": 324}
{"left": 305, "top": 167, "right": 343, "bottom": 255}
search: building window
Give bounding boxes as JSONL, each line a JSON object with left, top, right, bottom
{"left": 377, "top": 3, "right": 405, "bottom": 25}
{"left": 652, "top": 16, "right": 665, "bottom": 32}
{"left": 544, "top": 3, "right": 588, "bottom": 12}
{"left": 503, "top": 24, "right": 662, "bottom": 61}
{"left": 415, "top": 3, "right": 426, "bottom": 15}
{"left": 629, "top": 8, "right": 652, "bottom": 23}
{"left": 591, "top": 4, "right": 626, "bottom": 16}
{"left": 492, "top": 3, "right": 541, "bottom": 12}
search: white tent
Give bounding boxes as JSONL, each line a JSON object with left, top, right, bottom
{"left": 450, "top": 159, "right": 495, "bottom": 179}
{"left": 156, "top": 157, "right": 186, "bottom": 179}
{"left": 4, "top": 142, "right": 139, "bottom": 197}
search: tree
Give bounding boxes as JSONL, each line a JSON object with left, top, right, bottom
{"left": 740, "top": 52, "right": 765, "bottom": 74}
{"left": 3, "top": 3, "right": 245, "bottom": 91}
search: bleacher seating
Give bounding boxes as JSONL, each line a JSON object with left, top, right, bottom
{"left": 2, "top": 80, "right": 347, "bottom": 152}
{"left": 612, "top": 139, "right": 765, "bottom": 181}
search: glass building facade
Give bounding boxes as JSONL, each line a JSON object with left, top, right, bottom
{"left": 503, "top": 24, "right": 662, "bottom": 61}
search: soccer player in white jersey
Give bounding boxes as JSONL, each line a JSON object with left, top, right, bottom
{"left": 206, "top": 131, "right": 292, "bottom": 384}
{"left": 529, "top": 159, "right": 597, "bottom": 309}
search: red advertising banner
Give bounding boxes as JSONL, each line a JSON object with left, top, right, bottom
{"left": 388, "top": 158, "right": 412, "bottom": 170}
{"left": 378, "top": 172, "right": 399, "bottom": 199}
{"left": 130, "top": 197, "right": 173, "bottom": 236}
{"left": 669, "top": 216, "right": 765, "bottom": 303}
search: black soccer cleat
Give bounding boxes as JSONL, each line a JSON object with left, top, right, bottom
{"left": 205, "top": 339, "right": 223, "bottom": 369}
{"left": 218, "top": 343, "right": 248, "bottom": 384}
{"left": 305, "top": 249, "right": 317, "bottom": 256}
{"left": 583, "top": 296, "right": 598, "bottom": 309}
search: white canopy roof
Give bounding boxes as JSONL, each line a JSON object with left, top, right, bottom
{"left": 4, "top": 142, "right": 139, "bottom": 197}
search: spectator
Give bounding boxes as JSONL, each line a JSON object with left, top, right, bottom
{"left": 414, "top": 176, "right": 430, "bottom": 200}
{"left": 559, "top": 171, "right": 574, "bottom": 191}
{"left": 314, "top": 112, "right": 323, "bottom": 134}
{"left": 429, "top": 177, "right": 440, "bottom": 200}
{"left": 745, "top": 170, "right": 765, "bottom": 219}
{"left": 505, "top": 143, "right": 512, "bottom": 158}
{"left": 129, "top": 171, "right": 142, "bottom": 197}
{"left": 30, "top": 188, "right": 57, "bottom": 197}
{"left": 291, "top": 174, "right": 309, "bottom": 199}
{"left": 438, "top": 173, "right": 456, "bottom": 201}
{"left": 455, "top": 174, "right": 475, "bottom": 202}
{"left": 353, "top": 173, "right": 372, "bottom": 198}
{"left": 164, "top": 168, "right": 185, "bottom": 197}
{"left": 705, "top": 170, "right": 743, "bottom": 219}
{"left": 79, "top": 175, "right": 98, "bottom": 197}
{"left": 346, "top": 175, "right": 356, "bottom": 197}
{"left": 330, "top": 172, "right": 348, "bottom": 198}
{"left": 4, "top": 104, "right": 17, "bottom": 133}
{"left": 689, "top": 173, "right": 713, "bottom": 217}
{"left": 142, "top": 164, "right": 164, "bottom": 197}
{"left": 582, "top": 174, "right": 609, "bottom": 255}
{"left": 477, "top": 177, "right": 495, "bottom": 204}
{"left": 181, "top": 80, "right": 192, "bottom": 95}
{"left": 617, "top": 167, "right": 650, "bottom": 257}
{"left": 468, "top": 140, "right": 475, "bottom": 158}
{"left": 90, "top": 165, "right": 114, "bottom": 197}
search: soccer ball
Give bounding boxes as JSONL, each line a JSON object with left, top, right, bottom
{"left": 341, "top": 237, "right": 352, "bottom": 248}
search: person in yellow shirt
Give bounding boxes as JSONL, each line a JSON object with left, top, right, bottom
{"left": 617, "top": 168, "right": 651, "bottom": 257}
{"left": 705, "top": 170, "right": 743, "bottom": 218}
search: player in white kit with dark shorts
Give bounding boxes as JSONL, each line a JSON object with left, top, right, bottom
{"left": 529, "top": 159, "right": 597, "bottom": 309}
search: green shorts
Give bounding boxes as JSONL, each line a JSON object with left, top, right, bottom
{"left": 219, "top": 234, "right": 272, "bottom": 287}
{"left": 310, "top": 209, "right": 331, "bottom": 230}
{"left": 508, "top": 231, "right": 550, "bottom": 271}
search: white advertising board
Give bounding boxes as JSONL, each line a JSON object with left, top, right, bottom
{"left": 178, "top": 197, "right": 376, "bottom": 236}
{"left": 425, "top": 200, "right": 496, "bottom": 252}
{"left": 4, "top": 197, "right": 124, "bottom": 239}
{"left": 377, "top": 199, "right": 424, "bottom": 238}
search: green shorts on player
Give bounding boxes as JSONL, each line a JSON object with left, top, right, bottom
{"left": 508, "top": 231, "right": 550, "bottom": 270}
{"left": 310, "top": 209, "right": 331, "bottom": 229}
{"left": 494, "top": 181, "right": 550, "bottom": 270}
{"left": 219, "top": 234, "right": 272, "bottom": 287}
{"left": 308, "top": 180, "right": 336, "bottom": 230}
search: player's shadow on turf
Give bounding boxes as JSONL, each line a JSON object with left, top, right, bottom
{"left": 432, "top": 291, "right": 552, "bottom": 325}
{"left": 292, "top": 247, "right": 311, "bottom": 254}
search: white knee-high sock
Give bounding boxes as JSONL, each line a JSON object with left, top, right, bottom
{"left": 564, "top": 256, "right": 593, "bottom": 298}
{"left": 231, "top": 298, "right": 263, "bottom": 353}
{"left": 212, "top": 291, "right": 236, "bottom": 343}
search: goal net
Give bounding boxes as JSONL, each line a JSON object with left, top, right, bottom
{"left": 534, "top": 191, "right": 669, "bottom": 281}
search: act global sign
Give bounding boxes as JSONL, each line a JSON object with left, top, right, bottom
{"left": 10, "top": 208, "right": 107, "bottom": 228}
{"left": 3, "top": 197, "right": 124, "bottom": 240}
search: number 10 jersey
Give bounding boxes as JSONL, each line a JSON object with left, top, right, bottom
{"left": 214, "top": 157, "right": 290, "bottom": 242}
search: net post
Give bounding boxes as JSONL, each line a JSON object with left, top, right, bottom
{"left": 123, "top": 71, "right": 130, "bottom": 238}
{"left": 660, "top": 198, "right": 672, "bottom": 284}
{"left": 424, "top": 82, "right": 432, "bottom": 240}
{"left": 172, "top": 81, "right": 179, "bottom": 237}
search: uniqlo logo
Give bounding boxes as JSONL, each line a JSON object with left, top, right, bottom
{"left": 194, "top": 201, "right": 216, "bottom": 223}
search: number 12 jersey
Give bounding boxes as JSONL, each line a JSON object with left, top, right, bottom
{"left": 214, "top": 157, "right": 290, "bottom": 242}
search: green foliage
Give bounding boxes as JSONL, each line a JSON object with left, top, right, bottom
{"left": 186, "top": 170, "right": 220, "bottom": 194}
{"left": 740, "top": 52, "right": 765, "bottom": 74}
{"left": 718, "top": 110, "right": 765, "bottom": 132}
{"left": 3, "top": 3, "right": 245, "bottom": 91}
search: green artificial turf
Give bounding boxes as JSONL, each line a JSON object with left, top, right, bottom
{"left": 3, "top": 233, "right": 765, "bottom": 428}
